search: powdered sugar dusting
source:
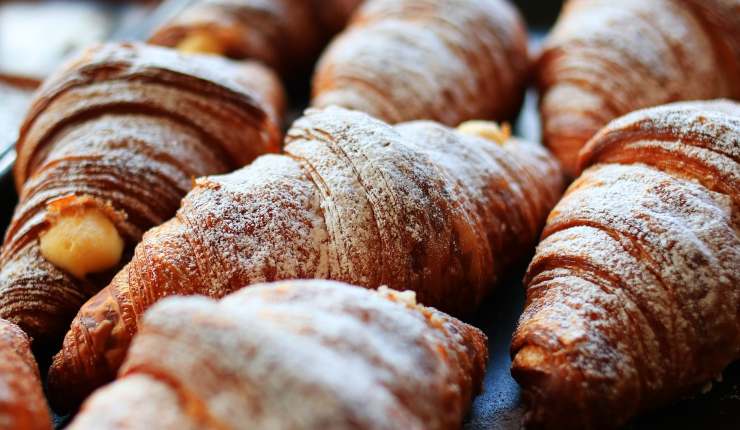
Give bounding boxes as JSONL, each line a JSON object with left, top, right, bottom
{"left": 538, "top": 0, "right": 739, "bottom": 175}
{"left": 0, "top": 42, "right": 283, "bottom": 350}
{"left": 513, "top": 100, "right": 740, "bottom": 428}
{"left": 0, "top": 319, "right": 50, "bottom": 429}
{"left": 581, "top": 100, "right": 740, "bottom": 199}
{"left": 69, "top": 281, "right": 487, "bottom": 430}
{"left": 50, "top": 106, "right": 563, "bottom": 404}
{"left": 312, "top": 0, "right": 529, "bottom": 125}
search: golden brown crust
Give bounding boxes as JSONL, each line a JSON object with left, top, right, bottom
{"left": 0, "top": 319, "right": 52, "bottom": 430}
{"left": 67, "top": 280, "right": 487, "bottom": 430}
{"left": 578, "top": 99, "right": 740, "bottom": 201}
{"left": 537, "top": 0, "right": 740, "bottom": 176}
{"left": 0, "top": 42, "right": 284, "bottom": 350}
{"left": 148, "top": 0, "right": 363, "bottom": 74}
{"left": 311, "top": 0, "right": 529, "bottom": 125}
{"left": 511, "top": 100, "right": 740, "bottom": 429}
{"left": 48, "top": 106, "right": 563, "bottom": 411}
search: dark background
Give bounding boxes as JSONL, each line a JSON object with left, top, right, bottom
{"left": 0, "top": 173, "right": 12, "bottom": 237}
{"left": 513, "top": 0, "right": 563, "bottom": 27}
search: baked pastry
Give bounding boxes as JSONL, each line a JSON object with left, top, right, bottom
{"left": 537, "top": 0, "right": 740, "bottom": 176}
{"left": 67, "top": 280, "right": 488, "bottom": 430}
{"left": 48, "top": 106, "right": 563, "bottom": 411}
{"left": 511, "top": 100, "right": 740, "bottom": 428}
{"left": 0, "top": 42, "right": 284, "bottom": 350}
{"left": 0, "top": 318, "right": 51, "bottom": 430}
{"left": 311, "top": 0, "right": 529, "bottom": 125}
{"left": 148, "top": 0, "right": 363, "bottom": 75}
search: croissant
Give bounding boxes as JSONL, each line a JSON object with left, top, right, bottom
{"left": 0, "top": 42, "right": 284, "bottom": 351}
{"left": 511, "top": 100, "right": 740, "bottom": 429}
{"left": 311, "top": 0, "right": 529, "bottom": 125}
{"left": 0, "top": 318, "right": 51, "bottom": 430}
{"left": 66, "top": 279, "right": 488, "bottom": 429}
{"left": 47, "top": 106, "right": 563, "bottom": 411}
{"left": 537, "top": 0, "right": 740, "bottom": 176}
{"left": 148, "top": 0, "right": 363, "bottom": 75}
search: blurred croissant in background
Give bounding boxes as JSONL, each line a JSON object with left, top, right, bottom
{"left": 537, "top": 0, "right": 740, "bottom": 175}
{"left": 312, "top": 0, "right": 529, "bottom": 125}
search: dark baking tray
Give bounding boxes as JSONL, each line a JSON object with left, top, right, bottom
{"left": 0, "top": 1, "right": 739, "bottom": 428}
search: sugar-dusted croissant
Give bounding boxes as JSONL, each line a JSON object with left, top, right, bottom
{"left": 48, "top": 106, "right": 563, "bottom": 411}
{"left": 511, "top": 100, "right": 740, "bottom": 429}
{"left": 148, "top": 0, "right": 363, "bottom": 75}
{"left": 67, "top": 280, "right": 488, "bottom": 429}
{"left": 537, "top": 0, "right": 740, "bottom": 176}
{"left": 0, "top": 42, "right": 284, "bottom": 350}
{"left": 0, "top": 318, "right": 51, "bottom": 430}
{"left": 311, "top": 0, "right": 529, "bottom": 125}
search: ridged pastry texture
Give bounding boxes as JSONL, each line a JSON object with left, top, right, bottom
{"left": 511, "top": 100, "right": 740, "bottom": 429}
{"left": 67, "top": 280, "right": 488, "bottom": 430}
{"left": 48, "top": 106, "right": 564, "bottom": 411}
{"left": 148, "top": 0, "right": 363, "bottom": 75}
{"left": 0, "top": 42, "right": 284, "bottom": 350}
{"left": 0, "top": 318, "right": 51, "bottom": 430}
{"left": 537, "top": 0, "right": 740, "bottom": 176}
{"left": 311, "top": 0, "right": 529, "bottom": 125}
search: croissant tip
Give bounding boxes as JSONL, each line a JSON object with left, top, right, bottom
{"left": 47, "top": 352, "right": 81, "bottom": 413}
{"left": 511, "top": 348, "right": 578, "bottom": 429}
{"left": 46, "top": 295, "right": 125, "bottom": 412}
{"left": 47, "top": 349, "right": 113, "bottom": 414}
